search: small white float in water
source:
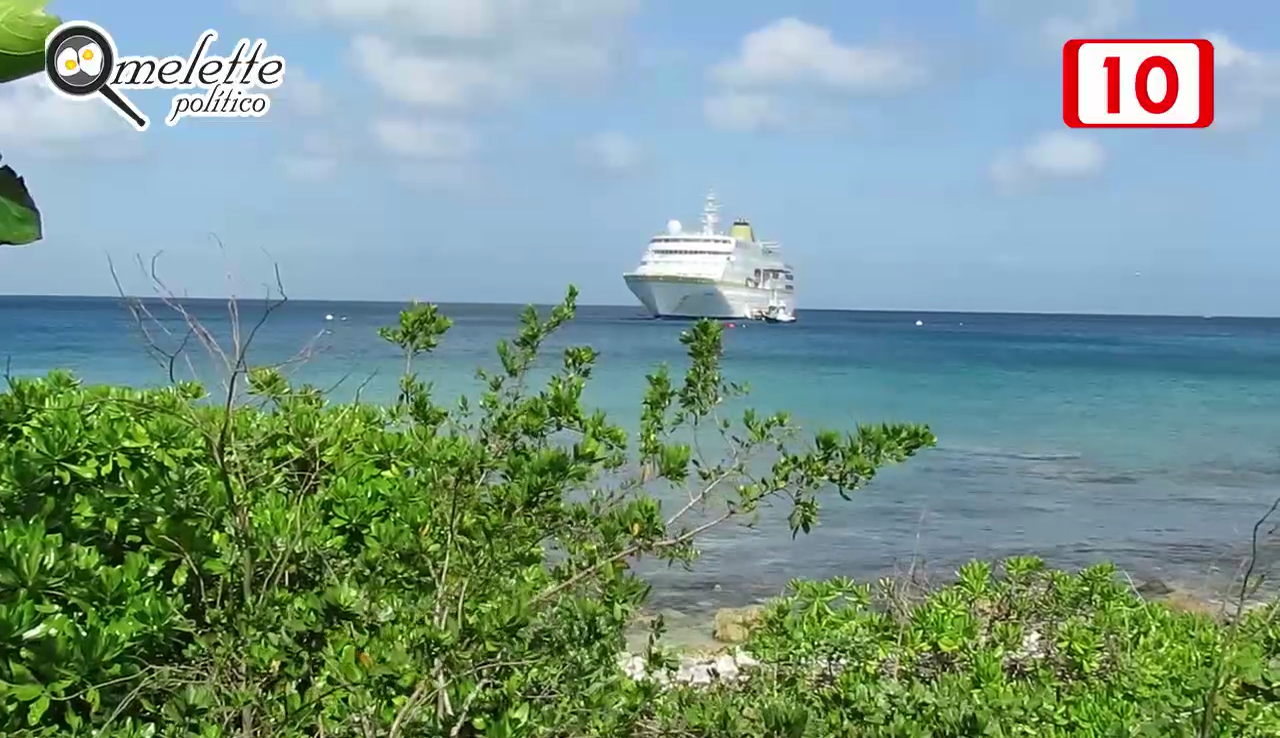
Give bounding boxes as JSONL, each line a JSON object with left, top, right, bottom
{"left": 915, "top": 320, "right": 923, "bottom": 326}
{"left": 325, "top": 314, "right": 334, "bottom": 321}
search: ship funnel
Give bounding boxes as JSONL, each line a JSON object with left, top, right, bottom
{"left": 729, "top": 219, "right": 755, "bottom": 242}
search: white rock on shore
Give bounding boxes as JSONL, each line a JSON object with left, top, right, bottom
{"left": 618, "top": 649, "right": 759, "bottom": 686}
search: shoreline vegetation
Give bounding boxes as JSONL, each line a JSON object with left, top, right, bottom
{"left": 2, "top": 284, "right": 1279, "bottom": 736}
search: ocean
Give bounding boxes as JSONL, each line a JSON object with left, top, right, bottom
{"left": 3, "top": 295, "right": 1280, "bottom": 619}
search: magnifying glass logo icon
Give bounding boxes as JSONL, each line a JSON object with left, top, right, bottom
{"left": 44, "top": 22, "right": 149, "bottom": 131}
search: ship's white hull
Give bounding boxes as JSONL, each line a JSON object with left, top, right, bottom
{"left": 624, "top": 275, "right": 795, "bottom": 319}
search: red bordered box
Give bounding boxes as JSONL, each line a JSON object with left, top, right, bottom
{"left": 1063, "top": 39, "right": 1214, "bottom": 128}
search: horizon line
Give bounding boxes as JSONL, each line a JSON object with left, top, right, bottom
{"left": 0, "top": 292, "right": 1274, "bottom": 321}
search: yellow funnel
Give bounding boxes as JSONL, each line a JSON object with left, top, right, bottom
{"left": 729, "top": 219, "right": 755, "bottom": 242}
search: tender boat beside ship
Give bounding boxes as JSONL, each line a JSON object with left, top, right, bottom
{"left": 623, "top": 191, "right": 796, "bottom": 321}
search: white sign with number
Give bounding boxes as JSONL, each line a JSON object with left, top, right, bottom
{"left": 1063, "top": 39, "right": 1214, "bottom": 128}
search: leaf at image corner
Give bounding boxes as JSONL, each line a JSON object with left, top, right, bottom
{"left": 0, "top": 156, "right": 42, "bottom": 245}
{"left": 0, "top": 0, "right": 62, "bottom": 84}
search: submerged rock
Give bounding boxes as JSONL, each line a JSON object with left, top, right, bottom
{"left": 1135, "top": 578, "right": 1174, "bottom": 597}
{"left": 1135, "top": 578, "right": 1249, "bottom": 618}
{"left": 713, "top": 605, "right": 764, "bottom": 643}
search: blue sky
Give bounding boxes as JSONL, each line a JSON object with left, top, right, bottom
{"left": 0, "top": 0, "right": 1278, "bottom": 315}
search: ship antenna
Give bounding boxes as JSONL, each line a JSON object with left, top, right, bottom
{"left": 701, "top": 189, "right": 720, "bottom": 235}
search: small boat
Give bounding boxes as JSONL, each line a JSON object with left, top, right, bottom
{"left": 761, "top": 289, "right": 796, "bottom": 323}
{"left": 762, "top": 305, "right": 795, "bottom": 323}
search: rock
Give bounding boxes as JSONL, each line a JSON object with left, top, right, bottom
{"left": 1136, "top": 578, "right": 1174, "bottom": 597}
{"left": 713, "top": 605, "right": 764, "bottom": 644}
{"left": 617, "top": 647, "right": 760, "bottom": 687}
{"left": 629, "top": 610, "right": 658, "bottom": 628}
{"left": 711, "top": 653, "right": 739, "bottom": 680}
{"left": 679, "top": 662, "right": 713, "bottom": 684}
{"left": 1015, "top": 629, "right": 1046, "bottom": 660}
{"left": 617, "top": 653, "right": 648, "bottom": 680}
{"left": 1160, "top": 591, "right": 1220, "bottom": 617}
{"left": 1137, "top": 579, "right": 1222, "bottom": 617}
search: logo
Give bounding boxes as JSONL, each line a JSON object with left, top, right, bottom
{"left": 44, "top": 21, "right": 286, "bottom": 131}
{"left": 1063, "top": 39, "right": 1214, "bottom": 128}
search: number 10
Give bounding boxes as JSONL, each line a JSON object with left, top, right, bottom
{"left": 1103, "top": 55, "right": 1178, "bottom": 114}
{"left": 1063, "top": 39, "right": 1213, "bottom": 128}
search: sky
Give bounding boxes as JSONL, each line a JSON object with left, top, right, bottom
{"left": 0, "top": 0, "right": 1278, "bottom": 315}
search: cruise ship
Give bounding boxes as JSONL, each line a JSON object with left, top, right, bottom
{"left": 623, "top": 191, "right": 796, "bottom": 321}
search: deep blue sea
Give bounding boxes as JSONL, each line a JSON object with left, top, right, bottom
{"left": 3, "top": 296, "right": 1279, "bottom": 618}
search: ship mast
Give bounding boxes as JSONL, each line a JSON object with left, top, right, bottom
{"left": 700, "top": 189, "right": 720, "bottom": 235}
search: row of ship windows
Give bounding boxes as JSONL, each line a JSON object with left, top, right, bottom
{"left": 647, "top": 249, "right": 795, "bottom": 282}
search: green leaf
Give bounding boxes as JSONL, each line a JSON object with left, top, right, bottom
{"left": 28, "top": 693, "right": 49, "bottom": 723}
{"left": 0, "top": 157, "right": 40, "bottom": 245}
{"left": 10, "top": 683, "right": 41, "bottom": 701}
{"left": 0, "top": 1, "right": 62, "bottom": 83}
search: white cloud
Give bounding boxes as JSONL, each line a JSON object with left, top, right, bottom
{"left": 711, "top": 18, "right": 924, "bottom": 93}
{"left": 1203, "top": 32, "right": 1280, "bottom": 131}
{"left": 703, "top": 92, "right": 786, "bottom": 132}
{"left": 350, "top": 35, "right": 514, "bottom": 109}
{"left": 280, "top": 132, "right": 339, "bottom": 181}
{"left": 285, "top": 0, "right": 635, "bottom": 110}
{"left": 980, "top": 0, "right": 1135, "bottom": 48}
{"left": 394, "top": 163, "right": 478, "bottom": 189}
{"left": 279, "top": 68, "right": 328, "bottom": 116}
{"left": 0, "top": 76, "right": 138, "bottom": 157}
{"left": 990, "top": 131, "right": 1105, "bottom": 192}
{"left": 284, "top": 0, "right": 637, "bottom": 42}
{"left": 580, "top": 131, "right": 640, "bottom": 173}
{"left": 299, "top": 131, "right": 335, "bottom": 152}
{"left": 371, "top": 118, "right": 475, "bottom": 159}
{"left": 703, "top": 18, "right": 923, "bottom": 132}
{"left": 1039, "top": 0, "right": 1134, "bottom": 46}
{"left": 346, "top": 33, "right": 616, "bottom": 111}
{"left": 286, "top": 0, "right": 505, "bottom": 39}
{"left": 280, "top": 156, "right": 337, "bottom": 180}
{"left": 271, "top": 1, "right": 639, "bottom": 179}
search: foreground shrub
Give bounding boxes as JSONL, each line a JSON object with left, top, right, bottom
{"left": 4, "top": 287, "right": 1276, "bottom": 736}
{"left": 0, "top": 288, "right": 934, "bottom": 737}
{"left": 645, "top": 559, "right": 1280, "bottom": 736}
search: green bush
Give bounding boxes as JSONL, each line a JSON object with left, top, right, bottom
{"left": 646, "top": 559, "right": 1280, "bottom": 736}
{"left": 1, "top": 288, "right": 1276, "bottom": 736}
{"left": 0, "top": 288, "right": 933, "bottom": 736}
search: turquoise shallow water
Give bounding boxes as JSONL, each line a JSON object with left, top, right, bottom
{"left": 3, "top": 296, "right": 1279, "bottom": 612}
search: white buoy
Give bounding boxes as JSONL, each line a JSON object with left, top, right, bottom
{"left": 325, "top": 314, "right": 334, "bottom": 321}
{"left": 915, "top": 319, "right": 923, "bottom": 326}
